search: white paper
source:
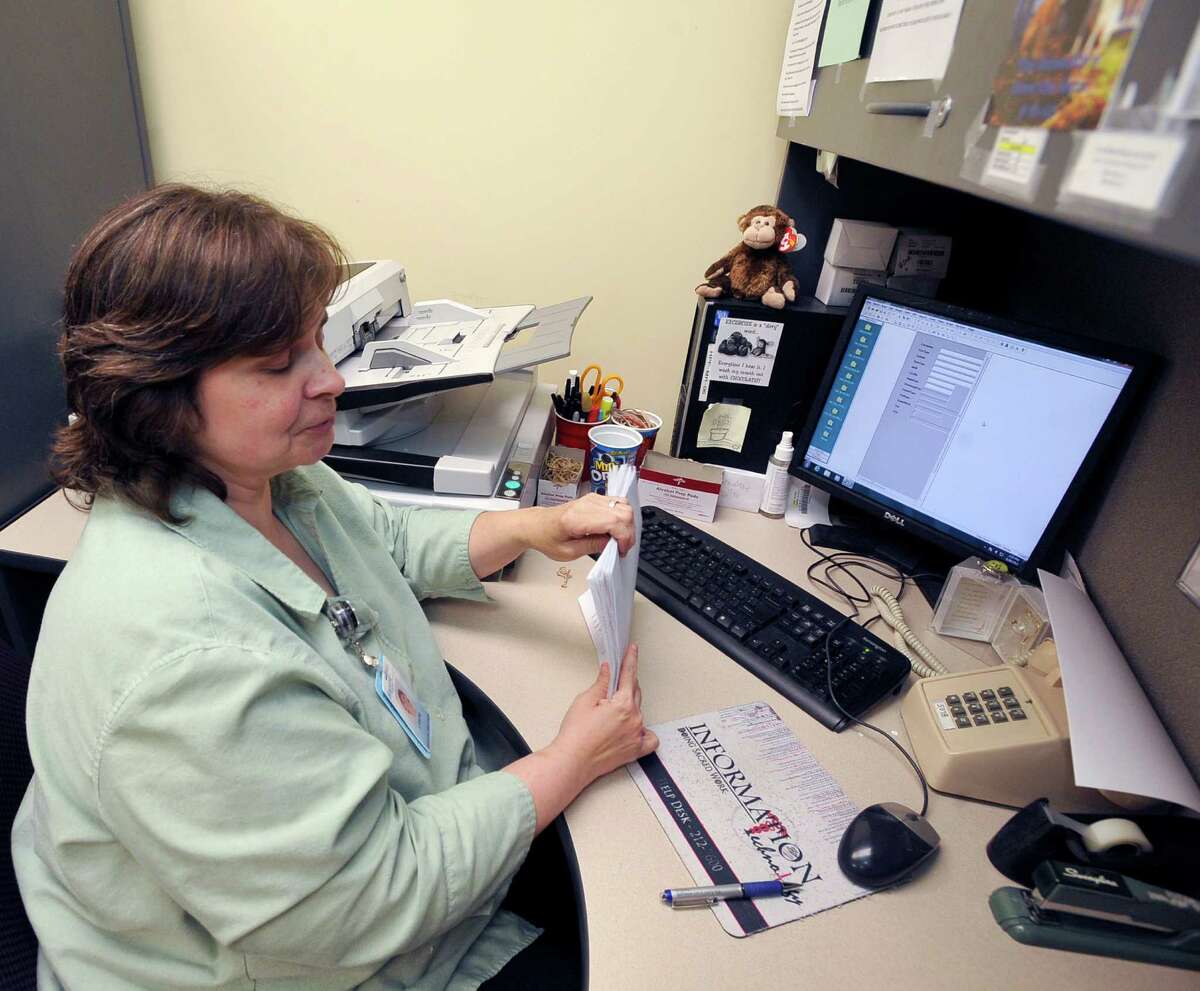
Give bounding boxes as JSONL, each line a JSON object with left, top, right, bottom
{"left": 1059, "top": 132, "right": 1187, "bottom": 214}
{"left": 697, "top": 345, "right": 715, "bottom": 403}
{"left": 708, "top": 317, "right": 784, "bottom": 390}
{"left": 580, "top": 465, "right": 641, "bottom": 696}
{"left": 865, "top": 0, "right": 965, "bottom": 84}
{"left": 628, "top": 702, "right": 869, "bottom": 937}
{"left": 982, "top": 127, "right": 1049, "bottom": 188}
{"left": 784, "top": 478, "right": 831, "bottom": 528}
{"left": 716, "top": 466, "right": 766, "bottom": 513}
{"left": 776, "top": 0, "right": 828, "bottom": 117}
{"left": 1038, "top": 571, "right": 1200, "bottom": 814}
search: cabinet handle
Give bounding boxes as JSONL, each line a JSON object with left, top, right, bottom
{"left": 866, "top": 96, "right": 953, "bottom": 130}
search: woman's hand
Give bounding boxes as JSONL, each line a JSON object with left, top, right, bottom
{"left": 548, "top": 644, "right": 658, "bottom": 784}
{"left": 468, "top": 494, "right": 636, "bottom": 578}
{"left": 503, "top": 643, "right": 658, "bottom": 833}
{"left": 526, "top": 494, "right": 636, "bottom": 561}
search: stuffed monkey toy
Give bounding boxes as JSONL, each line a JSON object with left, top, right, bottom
{"left": 696, "top": 205, "right": 806, "bottom": 309}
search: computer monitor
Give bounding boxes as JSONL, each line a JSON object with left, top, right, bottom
{"left": 791, "top": 287, "right": 1148, "bottom": 579}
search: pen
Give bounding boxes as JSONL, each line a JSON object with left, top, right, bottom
{"left": 661, "top": 880, "right": 799, "bottom": 908}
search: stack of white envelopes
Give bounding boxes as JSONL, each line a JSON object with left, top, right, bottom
{"left": 578, "top": 465, "right": 642, "bottom": 697}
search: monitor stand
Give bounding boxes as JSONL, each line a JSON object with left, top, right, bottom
{"left": 809, "top": 499, "right": 957, "bottom": 607}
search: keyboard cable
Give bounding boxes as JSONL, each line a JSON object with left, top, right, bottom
{"left": 800, "top": 527, "right": 933, "bottom": 819}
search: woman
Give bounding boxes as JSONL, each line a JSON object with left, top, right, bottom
{"left": 11, "top": 185, "right": 657, "bottom": 990}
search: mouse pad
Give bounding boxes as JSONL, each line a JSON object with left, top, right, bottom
{"left": 629, "top": 702, "right": 872, "bottom": 937}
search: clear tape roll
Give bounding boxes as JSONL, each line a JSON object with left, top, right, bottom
{"left": 1079, "top": 817, "right": 1153, "bottom": 856}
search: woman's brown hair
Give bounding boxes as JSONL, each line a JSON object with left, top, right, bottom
{"left": 52, "top": 184, "right": 345, "bottom": 523}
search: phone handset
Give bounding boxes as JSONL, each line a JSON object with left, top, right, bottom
{"left": 870, "top": 586, "right": 949, "bottom": 679}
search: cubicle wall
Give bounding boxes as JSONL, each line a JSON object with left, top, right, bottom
{"left": 0, "top": 0, "right": 152, "bottom": 529}
{"left": 778, "top": 145, "right": 1200, "bottom": 779}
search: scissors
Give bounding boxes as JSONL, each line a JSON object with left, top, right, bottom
{"left": 579, "top": 364, "right": 624, "bottom": 411}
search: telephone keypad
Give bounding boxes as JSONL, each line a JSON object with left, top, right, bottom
{"left": 945, "top": 687, "right": 1023, "bottom": 729}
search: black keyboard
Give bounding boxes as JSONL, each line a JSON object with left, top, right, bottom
{"left": 636, "top": 505, "right": 911, "bottom": 731}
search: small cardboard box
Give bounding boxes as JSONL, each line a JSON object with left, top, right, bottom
{"left": 815, "top": 260, "right": 885, "bottom": 306}
{"left": 536, "top": 445, "right": 584, "bottom": 507}
{"left": 638, "top": 452, "right": 723, "bottom": 523}
{"left": 886, "top": 274, "right": 941, "bottom": 298}
{"left": 889, "top": 229, "right": 952, "bottom": 278}
{"left": 824, "top": 218, "right": 899, "bottom": 272}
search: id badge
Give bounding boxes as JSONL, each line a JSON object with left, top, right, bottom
{"left": 375, "top": 658, "right": 433, "bottom": 759}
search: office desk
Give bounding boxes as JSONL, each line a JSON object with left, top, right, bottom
{"left": 426, "top": 509, "right": 1192, "bottom": 991}
{"left": 2, "top": 493, "right": 1192, "bottom": 989}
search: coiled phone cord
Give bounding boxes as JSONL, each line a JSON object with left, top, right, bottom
{"left": 869, "top": 586, "right": 948, "bottom": 679}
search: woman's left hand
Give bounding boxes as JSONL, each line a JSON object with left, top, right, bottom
{"left": 528, "top": 494, "right": 636, "bottom": 560}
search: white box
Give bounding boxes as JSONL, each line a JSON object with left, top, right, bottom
{"left": 889, "top": 230, "right": 952, "bottom": 278}
{"left": 886, "top": 274, "right": 941, "bottom": 298}
{"left": 823, "top": 219, "right": 899, "bottom": 272}
{"left": 536, "top": 445, "right": 584, "bottom": 507}
{"left": 815, "top": 260, "right": 885, "bottom": 306}
{"left": 637, "top": 453, "right": 723, "bottom": 523}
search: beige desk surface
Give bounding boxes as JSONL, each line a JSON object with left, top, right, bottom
{"left": 3, "top": 494, "right": 1191, "bottom": 988}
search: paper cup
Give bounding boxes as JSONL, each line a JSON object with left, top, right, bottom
{"left": 586, "top": 424, "right": 642, "bottom": 494}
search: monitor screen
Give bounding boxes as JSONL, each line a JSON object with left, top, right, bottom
{"left": 793, "top": 289, "right": 1144, "bottom": 574}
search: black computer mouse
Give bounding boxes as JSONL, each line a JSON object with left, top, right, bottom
{"left": 837, "top": 802, "right": 940, "bottom": 889}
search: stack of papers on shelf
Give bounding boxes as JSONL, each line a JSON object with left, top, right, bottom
{"left": 578, "top": 465, "right": 641, "bottom": 697}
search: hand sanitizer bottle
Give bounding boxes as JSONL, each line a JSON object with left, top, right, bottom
{"left": 759, "top": 431, "right": 794, "bottom": 518}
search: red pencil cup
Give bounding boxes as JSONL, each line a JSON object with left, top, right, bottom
{"left": 555, "top": 411, "right": 608, "bottom": 452}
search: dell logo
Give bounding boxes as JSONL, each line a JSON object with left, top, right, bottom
{"left": 884, "top": 511, "right": 906, "bottom": 527}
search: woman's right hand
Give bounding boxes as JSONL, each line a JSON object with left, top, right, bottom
{"left": 548, "top": 643, "right": 658, "bottom": 788}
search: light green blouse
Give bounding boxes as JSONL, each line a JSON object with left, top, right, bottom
{"left": 11, "top": 463, "right": 539, "bottom": 990}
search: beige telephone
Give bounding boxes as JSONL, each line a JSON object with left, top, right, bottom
{"left": 899, "top": 641, "right": 1123, "bottom": 813}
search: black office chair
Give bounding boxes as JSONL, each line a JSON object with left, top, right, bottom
{"left": 0, "top": 640, "right": 39, "bottom": 991}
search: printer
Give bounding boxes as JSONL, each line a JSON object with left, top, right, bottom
{"left": 320, "top": 260, "right": 590, "bottom": 511}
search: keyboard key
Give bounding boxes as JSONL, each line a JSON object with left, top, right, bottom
{"left": 968, "top": 703, "right": 983, "bottom": 715}
{"left": 963, "top": 692, "right": 978, "bottom": 703}
{"left": 973, "top": 714, "right": 990, "bottom": 726}
{"left": 1009, "top": 709, "right": 1027, "bottom": 721}
{"left": 990, "top": 711, "right": 1008, "bottom": 723}
{"left": 980, "top": 689, "right": 996, "bottom": 701}
{"left": 945, "top": 694, "right": 961, "bottom": 705}
{"left": 950, "top": 705, "right": 966, "bottom": 718}
{"left": 955, "top": 716, "right": 972, "bottom": 729}
{"left": 730, "top": 624, "right": 748, "bottom": 640}
{"left": 641, "top": 561, "right": 689, "bottom": 599}
{"left": 1003, "top": 697, "right": 1021, "bottom": 710}
{"left": 998, "top": 686, "right": 1014, "bottom": 697}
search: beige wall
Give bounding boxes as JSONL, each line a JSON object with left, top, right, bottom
{"left": 128, "top": 1, "right": 794, "bottom": 445}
